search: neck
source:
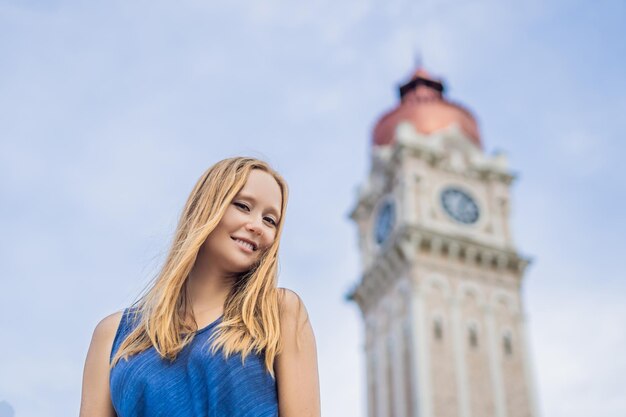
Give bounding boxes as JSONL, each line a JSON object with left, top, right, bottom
{"left": 186, "top": 249, "right": 234, "bottom": 316}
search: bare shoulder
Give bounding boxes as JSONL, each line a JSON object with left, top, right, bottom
{"left": 95, "top": 311, "right": 124, "bottom": 335}
{"left": 91, "top": 311, "right": 124, "bottom": 347}
{"left": 277, "top": 287, "right": 308, "bottom": 322}
{"left": 79, "top": 311, "right": 124, "bottom": 417}
{"left": 276, "top": 287, "right": 314, "bottom": 350}
{"left": 274, "top": 288, "right": 320, "bottom": 417}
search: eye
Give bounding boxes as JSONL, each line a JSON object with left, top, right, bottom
{"left": 264, "top": 216, "right": 277, "bottom": 227}
{"left": 233, "top": 201, "right": 250, "bottom": 211}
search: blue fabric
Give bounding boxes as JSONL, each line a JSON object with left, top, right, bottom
{"left": 109, "top": 308, "right": 278, "bottom": 417}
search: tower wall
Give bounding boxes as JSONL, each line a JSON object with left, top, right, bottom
{"left": 349, "top": 70, "right": 538, "bottom": 417}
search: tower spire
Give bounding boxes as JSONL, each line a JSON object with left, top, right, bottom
{"left": 413, "top": 48, "right": 423, "bottom": 71}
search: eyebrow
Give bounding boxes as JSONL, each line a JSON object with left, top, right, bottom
{"left": 235, "top": 193, "right": 281, "bottom": 219}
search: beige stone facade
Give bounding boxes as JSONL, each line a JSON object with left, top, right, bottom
{"left": 348, "top": 74, "right": 539, "bottom": 417}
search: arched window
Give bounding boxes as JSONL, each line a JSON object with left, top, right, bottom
{"left": 503, "top": 331, "right": 513, "bottom": 356}
{"left": 468, "top": 323, "right": 478, "bottom": 349}
{"left": 433, "top": 317, "right": 443, "bottom": 341}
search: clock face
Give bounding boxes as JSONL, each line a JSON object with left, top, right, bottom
{"left": 374, "top": 199, "right": 396, "bottom": 245}
{"left": 440, "top": 187, "right": 480, "bottom": 225}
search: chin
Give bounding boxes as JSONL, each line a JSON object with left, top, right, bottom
{"left": 226, "top": 257, "right": 258, "bottom": 274}
{"left": 219, "top": 246, "right": 263, "bottom": 274}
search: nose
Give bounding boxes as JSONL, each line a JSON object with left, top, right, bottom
{"left": 245, "top": 218, "right": 263, "bottom": 235}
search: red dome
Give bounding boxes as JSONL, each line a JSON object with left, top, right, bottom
{"left": 373, "top": 69, "right": 482, "bottom": 148}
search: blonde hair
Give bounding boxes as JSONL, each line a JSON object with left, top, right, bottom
{"left": 111, "top": 157, "right": 289, "bottom": 378}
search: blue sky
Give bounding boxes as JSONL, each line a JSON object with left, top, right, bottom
{"left": 1, "top": 1, "right": 625, "bottom": 416}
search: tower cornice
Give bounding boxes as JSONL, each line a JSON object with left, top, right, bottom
{"left": 347, "top": 224, "right": 532, "bottom": 316}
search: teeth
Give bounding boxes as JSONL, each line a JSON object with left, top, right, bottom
{"left": 235, "top": 239, "right": 254, "bottom": 251}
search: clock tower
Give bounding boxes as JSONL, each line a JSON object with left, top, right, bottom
{"left": 348, "top": 69, "right": 539, "bottom": 417}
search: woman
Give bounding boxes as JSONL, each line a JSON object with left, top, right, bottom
{"left": 79, "top": 157, "right": 320, "bottom": 417}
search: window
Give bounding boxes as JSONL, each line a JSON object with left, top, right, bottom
{"left": 433, "top": 318, "right": 443, "bottom": 341}
{"left": 503, "top": 332, "right": 513, "bottom": 356}
{"left": 468, "top": 324, "right": 478, "bottom": 349}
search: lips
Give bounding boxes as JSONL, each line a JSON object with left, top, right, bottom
{"left": 231, "top": 236, "right": 258, "bottom": 251}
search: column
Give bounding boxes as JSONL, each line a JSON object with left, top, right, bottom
{"left": 485, "top": 305, "right": 507, "bottom": 417}
{"left": 451, "top": 296, "right": 471, "bottom": 417}
{"left": 391, "top": 308, "right": 408, "bottom": 417}
{"left": 409, "top": 285, "right": 431, "bottom": 417}
{"left": 365, "top": 320, "right": 378, "bottom": 417}
{"left": 520, "top": 315, "right": 540, "bottom": 417}
{"left": 376, "top": 315, "right": 390, "bottom": 417}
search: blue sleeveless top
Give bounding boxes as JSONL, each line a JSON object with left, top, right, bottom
{"left": 109, "top": 308, "right": 278, "bottom": 417}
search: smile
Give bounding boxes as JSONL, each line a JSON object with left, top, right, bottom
{"left": 231, "top": 237, "right": 257, "bottom": 252}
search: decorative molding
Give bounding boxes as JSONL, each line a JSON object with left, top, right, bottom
{"left": 425, "top": 273, "right": 452, "bottom": 299}
{"left": 491, "top": 290, "right": 521, "bottom": 315}
{"left": 458, "top": 281, "right": 485, "bottom": 307}
{"left": 393, "top": 122, "right": 516, "bottom": 184}
{"left": 347, "top": 223, "right": 530, "bottom": 316}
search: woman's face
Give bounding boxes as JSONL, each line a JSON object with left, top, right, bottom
{"left": 202, "top": 169, "right": 283, "bottom": 275}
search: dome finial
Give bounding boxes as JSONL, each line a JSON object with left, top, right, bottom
{"left": 413, "top": 49, "right": 423, "bottom": 71}
{"left": 399, "top": 62, "right": 444, "bottom": 99}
